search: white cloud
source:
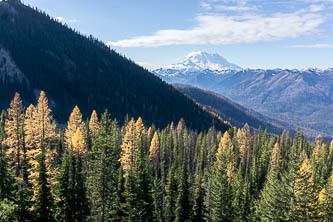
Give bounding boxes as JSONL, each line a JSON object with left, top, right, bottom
{"left": 107, "top": 11, "right": 324, "bottom": 48}
{"left": 308, "top": 4, "right": 325, "bottom": 12}
{"left": 136, "top": 62, "right": 161, "bottom": 70}
{"left": 290, "top": 43, "right": 333, "bottom": 48}
{"left": 214, "top": 4, "right": 257, "bottom": 11}
{"left": 56, "top": 17, "right": 64, "bottom": 22}
{"left": 200, "top": 2, "right": 213, "bottom": 10}
{"left": 56, "top": 17, "right": 78, "bottom": 23}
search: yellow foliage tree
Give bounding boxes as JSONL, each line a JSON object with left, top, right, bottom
{"left": 25, "top": 91, "right": 57, "bottom": 191}
{"left": 269, "top": 141, "right": 281, "bottom": 172}
{"left": 89, "top": 110, "right": 99, "bottom": 136}
{"left": 319, "top": 174, "right": 333, "bottom": 219}
{"left": 149, "top": 132, "right": 159, "bottom": 161}
{"left": 294, "top": 158, "right": 319, "bottom": 220}
{"left": 237, "top": 124, "right": 251, "bottom": 164}
{"left": 72, "top": 128, "right": 86, "bottom": 157}
{"left": 4, "top": 92, "right": 25, "bottom": 178}
{"left": 119, "top": 118, "right": 138, "bottom": 177}
{"left": 216, "top": 131, "right": 233, "bottom": 167}
{"left": 135, "top": 117, "right": 145, "bottom": 136}
{"left": 64, "top": 105, "right": 85, "bottom": 149}
{"left": 312, "top": 135, "right": 326, "bottom": 165}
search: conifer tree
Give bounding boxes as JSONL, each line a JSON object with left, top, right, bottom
{"left": 319, "top": 173, "right": 333, "bottom": 220}
{"left": 4, "top": 92, "right": 24, "bottom": 178}
{"left": 72, "top": 128, "right": 86, "bottom": 157}
{"left": 149, "top": 131, "right": 160, "bottom": 171}
{"left": 175, "top": 157, "right": 192, "bottom": 222}
{"left": 165, "top": 167, "right": 177, "bottom": 221}
{"left": 294, "top": 158, "right": 319, "bottom": 221}
{"left": 25, "top": 91, "right": 57, "bottom": 196}
{"left": 192, "top": 174, "right": 206, "bottom": 222}
{"left": 65, "top": 106, "right": 85, "bottom": 149}
{"left": 0, "top": 198, "right": 17, "bottom": 222}
{"left": 56, "top": 150, "right": 89, "bottom": 222}
{"left": 151, "top": 176, "right": 163, "bottom": 222}
{"left": 88, "top": 111, "right": 120, "bottom": 221}
{"left": 0, "top": 143, "right": 15, "bottom": 201}
{"left": 89, "top": 110, "right": 99, "bottom": 137}
{"left": 211, "top": 131, "right": 234, "bottom": 222}
{"left": 119, "top": 118, "right": 137, "bottom": 176}
{"left": 33, "top": 151, "right": 55, "bottom": 222}
{"left": 114, "top": 167, "right": 127, "bottom": 220}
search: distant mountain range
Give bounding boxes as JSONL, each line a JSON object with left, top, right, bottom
{"left": 153, "top": 52, "right": 333, "bottom": 137}
{"left": 175, "top": 84, "right": 291, "bottom": 135}
{"left": 0, "top": 1, "right": 229, "bottom": 132}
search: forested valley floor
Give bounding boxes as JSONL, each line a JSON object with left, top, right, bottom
{"left": 1, "top": 91, "right": 333, "bottom": 221}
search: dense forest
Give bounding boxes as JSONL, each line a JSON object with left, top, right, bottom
{"left": 1, "top": 91, "right": 333, "bottom": 221}
{"left": 0, "top": 0, "right": 228, "bottom": 132}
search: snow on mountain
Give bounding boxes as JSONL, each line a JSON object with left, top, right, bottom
{"left": 0, "top": 48, "right": 28, "bottom": 84}
{"left": 158, "top": 51, "right": 242, "bottom": 74}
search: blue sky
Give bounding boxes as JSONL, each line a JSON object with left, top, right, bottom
{"left": 21, "top": 0, "right": 333, "bottom": 69}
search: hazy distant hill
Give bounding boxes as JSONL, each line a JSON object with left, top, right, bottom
{"left": 175, "top": 84, "right": 292, "bottom": 135}
{"left": 0, "top": 1, "right": 229, "bottom": 132}
{"left": 154, "top": 52, "right": 333, "bottom": 137}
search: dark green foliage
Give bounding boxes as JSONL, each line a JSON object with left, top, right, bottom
{"left": 165, "top": 167, "right": 178, "bottom": 221}
{"left": 175, "top": 159, "right": 192, "bottom": 222}
{"left": 56, "top": 150, "right": 89, "bottom": 222}
{"left": 211, "top": 162, "right": 233, "bottom": 221}
{"left": 0, "top": 1, "right": 229, "bottom": 133}
{"left": 0, "top": 142, "right": 15, "bottom": 202}
{"left": 0, "top": 198, "right": 17, "bottom": 222}
{"left": 33, "top": 153, "right": 55, "bottom": 222}
{"left": 88, "top": 111, "right": 120, "bottom": 221}
{"left": 192, "top": 176, "right": 206, "bottom": 222}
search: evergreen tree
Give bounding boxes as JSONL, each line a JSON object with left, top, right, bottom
{"left": 33, "top": 152, "right": 55, "bottom": 222}
{"left": 294, "top": 158, "right": 319, "bottom": 221}
{"left": 0, "top": 141, "right": 15, "bottom": 201}
{"left": 319, "top": 173, "right": 333, "bottom": 220}
{"left": 175, "top": 157, "right": 192, "bottom": 222}
{"left": 211, "top": 131, "right": 234, "bottom": 221}
{"left": 165, "top": 167, "right": 177, "bottom": 221}
{"left": 88, "top": 111, "right": 120, "bottom": 221}
{"left": 56, "top": 150, "right": 89, "bottom": 222}
{"left": 192, "top": 175, "right": 206, "bottom": 222}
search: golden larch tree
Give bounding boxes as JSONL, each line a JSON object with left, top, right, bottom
{"left": 294, "top": 158, "right": 319, "bottom": 220}
{"left": 119, "top": 118, "right": 138, "bottom": 177}
{"left": 25, "top": 91, "right": 57, "bottom": 190}
{"left": 4, "top": 92, "right": 25, "bottom": 178}
{"left": 312, "top": 135, "right": 326, "bottom": 165}
{"left": 269, "top": 141, "right": 281, "bottom": 172}
{"left": 149, "top": 131, "right": 160, "bottom": 161}
{"left": 216, "top": 131, "right": 233, "bottom": 167}
{"left": 72, "top": 128, "right": 86, "bottom": 157}
{"left": 89, "top": 110, "right": 99, "bottom": 136}
{"left": 237, "top": 124, "right": 251, "bottom": 163}
{"left": 64, "top": 105, "right": 85, "bottom": 149}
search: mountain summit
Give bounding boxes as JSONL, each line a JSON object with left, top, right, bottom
{"left": 165, "top": 51, "right": 242, "bottom": 72}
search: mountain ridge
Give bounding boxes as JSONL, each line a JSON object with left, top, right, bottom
{"left": 0, "top": 1, "right": 229, "bottom": 132}
{"left": 153, "top": 52, "right": 333, "bottom": 137}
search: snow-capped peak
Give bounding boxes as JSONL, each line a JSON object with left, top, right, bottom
{"left": 165, "top": 51, "right": 242, "bottom": 72}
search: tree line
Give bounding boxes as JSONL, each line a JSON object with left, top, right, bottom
{"left": 1, "top": 91, "right": 333, "bottom": 221}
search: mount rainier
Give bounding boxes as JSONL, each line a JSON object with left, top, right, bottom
{"left": 153, "top": 52, "right": 333, "bottom": 137}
